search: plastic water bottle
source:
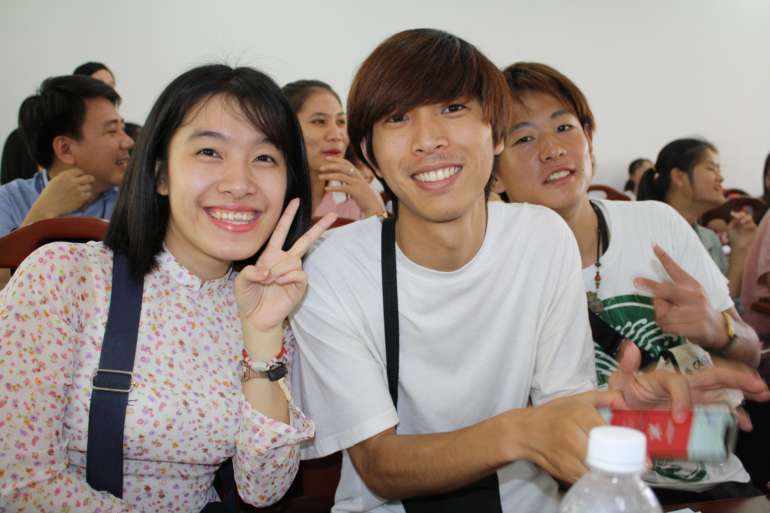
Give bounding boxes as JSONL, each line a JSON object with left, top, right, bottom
{"left": 560, "top": 426, "right": 662, "bottom": 513}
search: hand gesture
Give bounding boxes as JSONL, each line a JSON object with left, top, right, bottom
{"left": 633, "top": 245, "right": 726, "bottom": 350}
{"left": 608, "top": 340, "right": 770, "bottom": 430}
{"left": 319, "top": 156, "right": 385, "bottom": 217}
{"left": 235, "top": 198, "right": 337, "bottom": 333}
{"left": 34, "top": 168, "right": 95, "bottom": 217}
{"left": 521, "top": 390, "right": 625, "bottom": 483}
{"left": 727, "top": 211, "right": 757, "bottom": 252}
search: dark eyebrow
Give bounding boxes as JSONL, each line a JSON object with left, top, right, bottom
{"left": 188, "top": 129, "right": 227, "bottom": 141}
{"left": 511, "top": 110, "right": 573, "bottom": 132}
{"left": 187, "top": 129, "right": 271, "bottom": 146}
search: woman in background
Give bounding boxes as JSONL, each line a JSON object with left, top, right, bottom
{"left": 283, "top": 80, "right": 386, "bottom": 220}
{"left": 638, "top": 139, "right": 756, "bottom": 298}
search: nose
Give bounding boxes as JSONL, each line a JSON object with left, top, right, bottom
{"left": 538, "top": 133, "right": 566, "bottom": 162}
{"left": 326, "top": 122, "right": 345, "bottom": 143}
{"left": 217, "top": 159, "right": 256, "bottom": 199}
{"left": 410, "top": 111, "right": 448, "bottom": 155}
{"left": 121, "top": 128, "right": 134, "bottom": 150}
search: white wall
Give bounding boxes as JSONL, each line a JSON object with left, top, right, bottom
{"left": 2, "top": 0, "right": 769, "bottom": 193}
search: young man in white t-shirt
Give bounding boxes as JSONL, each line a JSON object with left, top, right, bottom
{"left": 290, "top": 30, "right": 769, "bottom": 513}
{"left": 492, "top": 62, "right": 768, "bottom": 504}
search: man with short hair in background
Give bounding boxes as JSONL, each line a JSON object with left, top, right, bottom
{"left": 0, "top": 75, "right": 133, "bottom": 288}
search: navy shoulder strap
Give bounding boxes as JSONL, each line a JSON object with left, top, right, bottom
{"left": 86, "top": 252, "right": 143, "bottom": 497}
{"left": 381, "top": 217, "right": 400, "bottom": 407}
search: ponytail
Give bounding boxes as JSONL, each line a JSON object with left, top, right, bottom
{"left": 637, "top": 138, "right": 717, "bottom": 204}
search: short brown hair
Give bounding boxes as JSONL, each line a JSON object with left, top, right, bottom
{"left": 348, "top": 28, "right": 513, "bottom": 170}
{"left": 501, "top": 62, "right": 596, "bottom": 135}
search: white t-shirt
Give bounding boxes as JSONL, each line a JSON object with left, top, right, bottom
{"left": 585, "top": 199, "right": 748, "bottom": 491}
{"left": 291, "top": 202, "right": 596, "bottom": 513}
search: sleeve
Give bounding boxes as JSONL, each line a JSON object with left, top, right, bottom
{"left": 233, "top": 328, "right": 314, "bottom": 507}
{"left": 530, "top": 213, "right": 597, "bottom": 405}
{"left": 0, "top": 184, "right": 23, "bottom": 237}
{"left": 289, "top": 248, "right": 399, "bottom": 459}
{"left": 662, "top": 205, "right": 733, "bottom": 313}
{"left": 0, "top": 244, "right": 141, "bottom": 512}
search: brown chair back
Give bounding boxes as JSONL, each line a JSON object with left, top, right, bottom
{"left": 587, "top": 184, "right": 631, "bottom": 201}
{"left": 700, "top": 197, "right": 768, "bottom": 226}
{"left": 0, "top": 217, "right": 109, "bottom": 269}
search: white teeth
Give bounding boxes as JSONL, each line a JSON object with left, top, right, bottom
{"left": 208, "top": 209, "right": 256, "bottom": 224}
{"left": 413, "top": 166, "right": 461, "bottom": 183}
{"left": 546, "top": 170, "right": 571, "bottom": 183}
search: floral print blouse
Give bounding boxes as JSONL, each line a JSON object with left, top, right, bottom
{"left": 0, "top": 242, "right": 313, "bottom": 512}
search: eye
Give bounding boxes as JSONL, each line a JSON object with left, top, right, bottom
{"left": 255, "top": 154, "right": 277, "bottom": 164}
{"left": 337, "top": 118, "right": 347, "bottom": 127}
{"left": 311, "top": 119, "right": 326, "bottom": 126}
{"left": 197, "top": 148, "right": 220, "bottom": 158}
{"left": 385, "top": 112, "right": 407, "bottom": 124}
{"left": 557, "top": 124, "right": 575, "bottom": 132}
{"left": 443, "top": 103, "right": 467, "bottom": 114}
{"left": 512, "top": 135, "right": 534, "bottom": 145}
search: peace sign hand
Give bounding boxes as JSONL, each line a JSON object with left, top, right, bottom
{"left": 235, "top": 198, "right": 337, "bottom": 334}
{"left": 633, "top": 245, "right": 727, "bottom": 350}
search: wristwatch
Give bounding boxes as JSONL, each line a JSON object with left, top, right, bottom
{"left": 719, "top": 311, "right": 738, "bottom": 355}
{"left": 242, "top": 359, "right": 287, "bottom": 382}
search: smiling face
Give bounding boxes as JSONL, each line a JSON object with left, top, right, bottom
{"left": 370, "top": 97, "right": 501, "bottom": 225}
{"left": 66, "top": 97, "right": 134, "bottom": 192}
{"left": 158, "top": 94, "right": 288, "bottom": 280}
{"left": 296, "top": 90, "right": 348, "bottom": 172}
{"left": 494, "top": 91, "right": 593, "bottom": 216}
{"left": 679, "top": 148, "right": 725, "bottom": 208}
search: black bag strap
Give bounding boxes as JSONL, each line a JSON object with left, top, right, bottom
{"left": 86, "top": 252, "right": 143, "bottom": 497}
{"left": 381, "top": 217, "right": 400, "bottom": 407}
{"left": 86, "top": 252, "right": 238, "bottom": 512}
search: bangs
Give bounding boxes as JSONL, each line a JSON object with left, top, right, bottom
{"left": 348, "top": 29, "right": 511, "bottom": 170}
{"left": 363, "top": 39, "right": 487, "bottom": 122}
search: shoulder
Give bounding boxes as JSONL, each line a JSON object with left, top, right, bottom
{"left": 18, "top": 241, "right": 112, "bottom": 284}
{"left": 304, "top": 217, "right": 380, "bottom": 271}
{"left": 489, "top": 201, "right": 574, "bottom": 245}
{"left": 0, "top": 176, "right": 38, "bottom": 201}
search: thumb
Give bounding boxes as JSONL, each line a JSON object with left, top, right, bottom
{"left": 617, "top": 340, "right": 642, "bottom": 374}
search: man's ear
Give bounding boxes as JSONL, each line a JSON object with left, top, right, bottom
{"left": 360, "top": 139, "right": 382, "bottom": 179}
{"left": 493, "top": 139, "right": 505, "bottom": 156}
{"left": 52, "top": 135, "right": 77, "bottom": 166}
{"left": 156, "top": 160, "right": 169, "bottom": 196}
{"left": 490, "top": 173, "right": 506, "bottom": 194}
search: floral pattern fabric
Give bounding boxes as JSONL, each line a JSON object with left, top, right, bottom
{"left": 0, "top": 242, "right": 312, "bottom": 512}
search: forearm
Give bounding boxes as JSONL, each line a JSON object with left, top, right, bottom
{"left": 2, "top": 467, "right": 138, "bottom": 513}
{"left": 241, "top": 324, "right": 289, "bottom": 423}
{"left": 349, "top": 409, "right": 525, "bottom": 501}
{"left": 20, "top": 198, "right": 59, "bottom": 228}
{"left": 727, "top": 249, "right": 747, "bottom": 298}
{"left": 716, "top": 315, "right": 762, "bottom": 368}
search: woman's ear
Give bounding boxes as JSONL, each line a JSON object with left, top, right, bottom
{"left": 155, "top": 160, "right": 169, "bottom": 196}
{"left": 670, "top": 168, "right": 688, "bottom": 189}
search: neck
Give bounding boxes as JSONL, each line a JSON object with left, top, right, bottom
{"left": 558, "top": 198, "right": 600, "bottom": 269}
{"left": 164, "top": 230, "right": 230, "bottom": 283}
{"left": 666, "top": 191, "right": 703, "bottom": 225}
{"left": 395, "top": 197, "right": 487, "bottom": 272}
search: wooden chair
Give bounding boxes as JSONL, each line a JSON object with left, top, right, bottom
{"left": 250, "top": 452, "right": 342, "bottom": 513}
{"left": 700, "top": 197, "right": 768, "bottom": 226}
{"left": 587, "top": 184, "right": 631, "bottom": 201}
{"left": 0, "top": 217, "right": 109, "bottom": 270}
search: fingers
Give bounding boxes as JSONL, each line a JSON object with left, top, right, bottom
{"left": 265, "top": 198, "right": 300, "bottom": 253}
{"left": 617, "top": 340, "right": 642, "bottom": 374}
{"left": 273, "top": 270, "right": 307, "bottom": 287}
{"left": 287, "top": 212, "right": 338, "bottom": 258}
{"left": 318, "top": 171, "right": 355, "bottom": 184}
{"left": 687, "top": 365, "right": 770, "bottom": 400}
{"left": 735, "top": 406, "right": 753, "bottom": 432}
{"left": 643, "top": 370, "right": 692, "bottom": 420}
{"left": 651, "top": 245, "right": 698, "bottom": 287}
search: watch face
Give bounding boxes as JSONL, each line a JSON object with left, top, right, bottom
{"left": 266, "top": 363, "right": 288, "bottom": 382}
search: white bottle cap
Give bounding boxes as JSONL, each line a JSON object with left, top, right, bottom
{"left": 587, "top": 426, "right": 646, "bottom": 474}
